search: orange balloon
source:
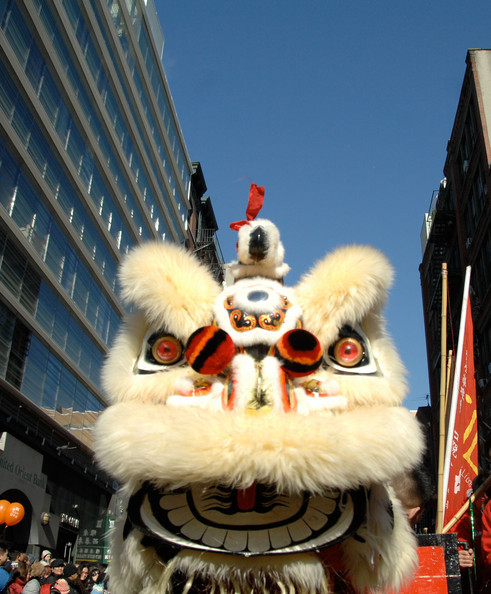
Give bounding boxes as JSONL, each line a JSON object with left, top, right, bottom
{"left": 5, "top": 502, "right": 24, "bottom": 526}
{"left": 0, "top": 500, "right": 10, "bottom": 524}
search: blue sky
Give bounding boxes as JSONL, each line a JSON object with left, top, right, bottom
{"left": 155, "top": 1, "right": 491, "bottom": 411}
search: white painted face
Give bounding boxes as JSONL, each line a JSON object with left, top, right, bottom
{"left": 213, "top": 277, "right": 302, "bottom": 347}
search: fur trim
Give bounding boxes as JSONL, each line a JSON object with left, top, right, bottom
{"left": 295, "top": 245, "right": 393, "bottom": 347}
{"left": 110, "top": 525, "right": 331, "bottom": 594}
{"left": 107, "top": 521, "right": 163, "bottom": 594}
{"left": 342, "top": 485, "right": 418, "bottom": 592}
{"left": 158, "top": 550, "right": 329, "bottom": 593}
{"left": 94, "top": 403, "right": 423, "bottom": 494}
{"left": 118, "top": 242, "right": 220, "bottom": 336}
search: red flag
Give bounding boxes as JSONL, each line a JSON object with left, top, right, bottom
{"left": 443, "top": 266, "right": 478, "bottom": 529}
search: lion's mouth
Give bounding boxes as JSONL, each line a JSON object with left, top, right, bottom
{"left": 127, "top": 482, "right": 367, "bottom": 556}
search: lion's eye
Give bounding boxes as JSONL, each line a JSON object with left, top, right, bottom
{"left": 152, "top": 336, "right": 183, "bottom": 365}
{"left": 135, "top": 328, "right": 185, "bottom": 374}
{"left": 325, "top": 325, "right": 376, "bottom": 374}
{"left": 333, "top": 337, "right": 364, "bottom": 367}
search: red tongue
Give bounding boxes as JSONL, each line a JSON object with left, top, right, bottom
{"left": 237, "top": 483, "right": 257, "bottom": 511}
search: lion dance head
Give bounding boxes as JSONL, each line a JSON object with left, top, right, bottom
{"left": 95, "top": 204, "right": 423, "bottom": 593}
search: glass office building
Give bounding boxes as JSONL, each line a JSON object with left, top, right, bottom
{"left": 0, "top": 0, "right": 211, "bottom": 562}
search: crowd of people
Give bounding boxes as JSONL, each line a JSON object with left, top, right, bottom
{"left": 0, "top": 548, "right": 109, "bottom": 594}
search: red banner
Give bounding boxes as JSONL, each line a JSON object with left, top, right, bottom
{"left": 443, "top": 267, "right": 478, "bottom": 528}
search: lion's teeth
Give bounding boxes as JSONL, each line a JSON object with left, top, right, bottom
{"left": 180, "top": 518, "right": 206, "bottom": 540}
{"left": 308, "top": 495, "right": 338, "bottom": 515}
{"left": 302, "top": 508, "right": 328, "bottom": 531}
{"left": 167, "top": 506, "right": 193, "bottom": 526}
{"left": 224, "top": 530, "right": 248, "bottom": 552}
{"left": 287, "top": 519, "right": 312, "bottom": 543}
{"left": 268, "top": 525, "right": 292, "bottom": 549}
{"left": 202, "top": 526, "right": 227, "bottom": 547}
{"left": 247, "top": 528, "right": 271, "bottom": 553}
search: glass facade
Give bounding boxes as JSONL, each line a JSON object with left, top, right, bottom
{"left": 0, "top": 0, "right": 194, "bottom": 449}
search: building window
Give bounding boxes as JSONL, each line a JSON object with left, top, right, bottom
{"left": 22, "top": 335, "right": 105, "bottom": 438}
{"left": 0, "top": 144, "right": 122, "bottom": 345}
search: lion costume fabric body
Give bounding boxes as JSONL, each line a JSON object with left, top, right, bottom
{"left": 94, "top": 215, "right": 423, "bottom": 593}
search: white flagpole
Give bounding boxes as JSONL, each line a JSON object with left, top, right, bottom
{"left": 442, "top": 265, "right": 472, "bottom": 512}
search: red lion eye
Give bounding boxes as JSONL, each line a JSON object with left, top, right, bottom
{"left": 152, "top": 336, "right": 183, "bottom": 365}
{"left": 333, "top": 337, "right": 363, "bottom": 367}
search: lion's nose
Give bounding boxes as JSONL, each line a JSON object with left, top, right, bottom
{"left": 248, "top": 226, "right": 267, "bottom": 261}
{"left": 247, "top": 290, "right": 269, "bottom": 302}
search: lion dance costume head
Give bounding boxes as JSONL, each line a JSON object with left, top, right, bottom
{"left": 95, "top": 185, "right": 423, "bottom": 593}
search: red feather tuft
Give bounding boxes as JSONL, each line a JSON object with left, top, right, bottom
{"left": 230, "top": 183, "right": 265, "bottom": 230}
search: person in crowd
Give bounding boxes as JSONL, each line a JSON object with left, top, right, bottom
{"left": 479, "top": 500, "right": 491, "bottom": 592}
{"left": 7, "top": 552, "right": 21, "bottom": 574}
{"left": 21, "top": 562, "right": 44, "bottom": 593}
{"left": 453, "top": 441, "right": 491, "bottom": 593}
{"left": 86, "top": 570, "right": 98, "bottom": 592}
{"left": 0, "top": 547, "right": 10, "bottom": 594}
{"left": 39, "top": 565, "right": 51, "bottom": 587}
{"left": 365, "top": 467, "right": 436, "bottom": 594}
{"left": 92, "top": 566, "right": 107, "bottom": 593}
{"left": 51, "top": 578, "right": 70, "bottom": 594}
{"left": 17, "top": 557, "right": 29, "bottom": 569}
{"left": 38, "top": 554, "right": 51, "bottom": 568}
{"left": 74, "top": 565, "right": 89, "bottom": 594}
{"left": 95, "top": 568, "right": 106, "bottom": 587}
{"left": 391, "top": 465, "right": 436, "bottom": 530}
{"left": 46, "top": 562, "right": 63, "bottom": 587}
{"left": 61, "top": 565, "right": 79, "bottom": 594}
{"left": 8, "top": 562, "right": 27, "bottom": 594}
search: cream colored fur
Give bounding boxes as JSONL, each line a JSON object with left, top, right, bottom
{"left": 96, "top": 403, "right": 421, "bottom": 495}
{"left": 341, "top": 485, "right": 418, "bottom": 592}
{"left": 295, "top": 245, "right": 393, "bottom": 348}
{"left": 118, "top": 242, "right": 220, "bottom": 336}
{"left": 229, "top": 218, "right": 291, "bottom": 280}
{"left": 95, "top": 236, "right": 423, "bottom": 593}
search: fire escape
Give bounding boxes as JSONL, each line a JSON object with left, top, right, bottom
{"left": 421, "top": 182, "right": 458, "bottom": 392}
{"left": 193, "top": 208, "right": 225, "bottom": 283}
{"left": 188, "top": 163, "right": 225, "bottom": 284}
